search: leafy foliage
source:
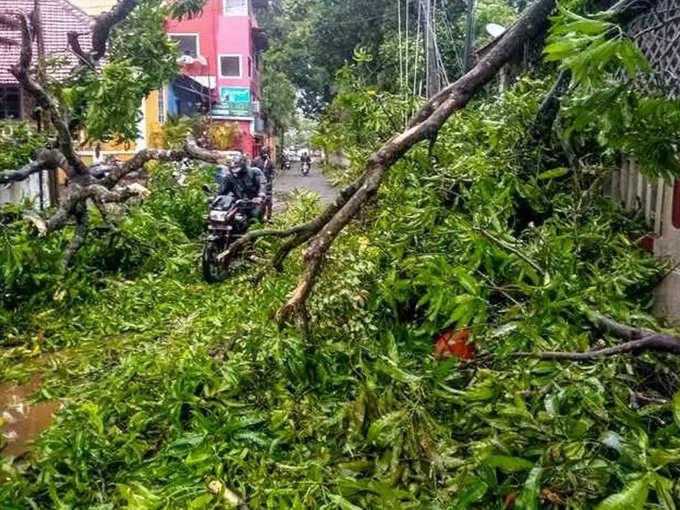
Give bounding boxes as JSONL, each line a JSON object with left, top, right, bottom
{"left": 3, "top": 4, "right": 680, "bottom": 509}
{"left": 150, "top": 115, "right": 197, "bottom": 149}
{"left": 58, "top": 0, "right": 206, "bottom": 143}
{"left": 0, "top": 122, "right": 48, "bottom": 170}
{"left": 0, "top": 162, "right": 212, "bottom": 335}
{"left": 545, "top": 7, "right": 680, "bottom": 177}
{"left": 2, "top": 72, "right": 680, "bottom": 509}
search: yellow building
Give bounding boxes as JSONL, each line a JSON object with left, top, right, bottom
{"left": 79, "top": 88, "right": 169, "bottom": 165}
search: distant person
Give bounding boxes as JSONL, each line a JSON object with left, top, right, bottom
{"left": 300, "top": 151, "right": 312, "bottom": 176}
{"left": 252, "top": 146, "right": 275, "bottom": 221}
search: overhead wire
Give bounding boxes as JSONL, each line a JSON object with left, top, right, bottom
{"left": 412, "top": 0, "right": 422, "bottom": 95}
{"left": 398, "top": 0, "right": 404, "bottom": 94}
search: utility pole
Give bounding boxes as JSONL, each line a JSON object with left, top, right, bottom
{"left": 462, "top": 0, "right": 477, "bottom": 72}
{"left": 33, "top": 0, "right": 58, "bottom": 208}
{"left": 423, "top": 0, "right": 439, "bottom": 98}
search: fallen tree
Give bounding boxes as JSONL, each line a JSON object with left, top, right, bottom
{"left": 0, "top": 0, "right": 219, "bottom": 266}
{"left": 223, "top": 0, "right": 557, "bottom": 326}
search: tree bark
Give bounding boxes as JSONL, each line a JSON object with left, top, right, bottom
{"left": 274, "top": 0, "right": 557, "bottom": 326}
{"left": 0, "top": 4, "right": 225, "bottom": 267}
{"left": 515, "top": 313, "right": 680, "bottom": 360}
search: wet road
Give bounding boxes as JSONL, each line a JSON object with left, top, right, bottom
{"left": 272, "top": 162, "right": 336, "bottom": 213}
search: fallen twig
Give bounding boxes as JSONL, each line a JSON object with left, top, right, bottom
{"left": 515, "top": 313, "right": 680, "bottom": 360}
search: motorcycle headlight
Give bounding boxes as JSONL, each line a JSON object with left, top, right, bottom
{"left": 210, "top": 210, "right": 229, "bottom": 222}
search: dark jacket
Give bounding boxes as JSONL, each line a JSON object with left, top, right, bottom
{"left": 217, "top": 166, "right": 267, "bottom": 200}
{"left": 252, "top": 155, "right": 275, "bottom": 181}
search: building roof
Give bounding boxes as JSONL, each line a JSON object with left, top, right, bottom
{"left": 0, "top": 0, "right": 93, "bottom": 85}
{"left": 68, "top": 0, "right": 116, "bottom": 15}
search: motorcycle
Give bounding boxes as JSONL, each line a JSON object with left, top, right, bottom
{"left": 301, "top": 161, "right": 311, "bottom": 176}
{"left": 281, "top": 158, "right": 291, "bottom": 171}
{"left": 202, "top": 193, "right": 253, "bottom": 283}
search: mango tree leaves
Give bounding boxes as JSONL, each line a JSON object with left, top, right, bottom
{"left": 447, "top": 478, "right": 488, "bottom": 509}
{"left": 672, "top": 388, "right": 680, "bottom": 429}
{"left": 514, "top": 467, "right": 543, "bottom": 510}
{"left": 484, "top": 455, "right": 534, "bottom": 473}
{"left": 594, "top": 476, "right": 649, "bottom": 510}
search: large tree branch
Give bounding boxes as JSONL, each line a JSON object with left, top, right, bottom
{"left": 62, "top": 203, "right": 89, "bottom": 267}
{"left": 7, "top": 12, "right": 86, "bottom": 176}
{"left": 100, "top": 140, "right": 223, "bottom": 186}
{"left": 42, "top": 183, "right": 148, "bottom": 234}
{"left": 275, "top": 0, "right": 558, "bottom": 327}
{"left": 0, "top": 150, "right": 64, "bottom": 184}
{"left": 515, "top": 335, "right": 680, "bottom": 360}
{"left": 530, "top": 70, "right": 571, "bottom": 143}
{"left": 90, "top": 0, "right": 140, "bottom": 62}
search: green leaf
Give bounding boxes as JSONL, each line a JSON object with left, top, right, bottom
{"left": 672, "top": 388, "right": 680, "bottom": 429}
{"left": 485, "top": 455, "right": 534, "bottom": 473}
{"left": 448, "top": 479, "right": 488, "bottom": 509}
{"left": 595, "top": 476, "right": 649, "bottom": 510}
{"left": 538, "top": 167, "right": 570, "bottom": 180}
{"left": 366, "top": 411, "right": 403, "bottom": 446}
{"left": 514, "top": 467, "right": 543, "bottom": 510}
{"left": 375, "top": 357, "right": 421, "bottom": 385}
{"left": 329, "top": 494, "right": 364, "bottom": 510}
{"left": 654, "top": 474, "right": 677, "bottom": 510}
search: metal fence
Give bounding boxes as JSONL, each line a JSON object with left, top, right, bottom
{"left": 626, "top": 0, "right": 680, "bottom": 98}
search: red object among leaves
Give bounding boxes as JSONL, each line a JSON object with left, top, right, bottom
{"left": 503, "top": 492, "right": 518, "bottom": 509}
{"left": 434, "top": 326, "right": 475, "bottom": 360}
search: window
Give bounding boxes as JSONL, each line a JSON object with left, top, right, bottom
{"left": 224, "top": 0, "right": 248, "bottom": 15}
{"left": 169, "top": 34, "right": 199, "bottom": 58}
{"left": 0, "top": 87, "right": 21, "bottom": 120}
{"left": 248, "top": 57, "right": 252, "bottom": 78}
{"left": 220, "top": 55, "right": 242, "bottom": 78}
{"left": 158, "top": 88, "right": 165, "bottom": 124}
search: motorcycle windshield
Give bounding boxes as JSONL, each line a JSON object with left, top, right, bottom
{"left": 212, "top": 195, "right": 235, "bottom": 210}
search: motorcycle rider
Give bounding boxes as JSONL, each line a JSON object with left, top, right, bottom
{"left": 300, "top": 151, "right": 311, "bottom": 175}
{"left": 252, "top": 146, "right": 275, "bottom": 221}
{"left": 217, "top": 155, "right": 267, "bottom": 222}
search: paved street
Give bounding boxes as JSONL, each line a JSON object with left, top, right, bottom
{"left": 272, "top": 162, "right": 336, "bottom": 213}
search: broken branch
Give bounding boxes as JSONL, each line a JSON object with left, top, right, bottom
{"left": 515, "top": 313, "right": 680, "bottom": 360}
{"left": 275, "top": 0, "right": 557, "bottom": 327}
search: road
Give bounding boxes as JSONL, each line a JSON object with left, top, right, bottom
{"left": 272, "top": 162, "right": 336, "bottom": 213}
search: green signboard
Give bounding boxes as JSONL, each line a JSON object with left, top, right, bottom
{"left": 212, "top": 102, "right": 252, "bottom": 118}
{"left": 214, "top": 87, "right": 253, "bottom": 118}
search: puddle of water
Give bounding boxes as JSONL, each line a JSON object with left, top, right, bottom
{"left": 0, "top": 374, "right": 60, "bottom": 458}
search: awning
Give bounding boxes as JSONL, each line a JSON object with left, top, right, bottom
{"left": 172, "top": 74, "right": 216, "bottom": 102}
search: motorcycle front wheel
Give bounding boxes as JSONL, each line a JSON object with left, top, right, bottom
{"left": 202, "top": 239, "right": 231, "bottom": 283}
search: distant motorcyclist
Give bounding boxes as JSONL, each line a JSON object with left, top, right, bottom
{"left": 300, "top": 151, "right": 311, "bottom": 176}
{"left": 252, "top": 146, "right": 275, "bottom": 221}
{"left": 217, "top": 155, "right": 266, "bottom": 222}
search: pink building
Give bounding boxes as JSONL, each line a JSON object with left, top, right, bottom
{"left": 166, "top": 0, "right": 268, "bottom": 157}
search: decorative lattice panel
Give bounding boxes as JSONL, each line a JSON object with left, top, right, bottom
{"left": 626, "top": 0, "right": 680, "bottom": 97}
